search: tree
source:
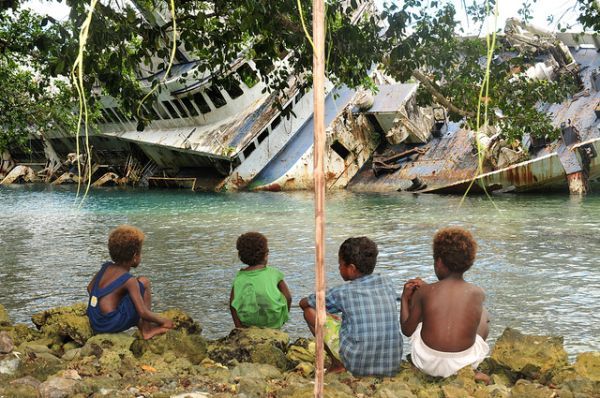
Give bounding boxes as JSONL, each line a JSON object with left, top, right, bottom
{"left": 0, "top": 7, "right": 78, "bottom": 151}
{"left": 380, "top": 0, "right": 581, "bottom": 142}
{"left": 0, "top": 0, "right": 597, "bottom": 151}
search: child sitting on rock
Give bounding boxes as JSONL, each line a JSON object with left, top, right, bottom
{"left": 300, "top": 237, "right": 403, "bottom": 376}
{"left": 401, "top": 227, "right": 490, "bottom": 380}
{"left": 229, "top": 232, "right": 292, "bottom": 329}
{"left": 86, "top": 225, "right": 173, "bottom": 339}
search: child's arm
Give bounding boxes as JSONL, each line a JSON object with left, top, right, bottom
{"left": 87, "top": 272, "right": 98, "bottom": 294}
{"left": 124, "top": 279, "right": 173, "bottom": 328}
{"left": 400, "top": 279, "right": 424, "bottom": 336}
{"left": 277, "top": 280, "right": 292, "bottom": 311}
{"left": 229, "top": 288, "right": 243, "bottom": 328}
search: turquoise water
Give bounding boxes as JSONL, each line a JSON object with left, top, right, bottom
{"left": 0, "top": 184, "right": 599, "bottom": 357}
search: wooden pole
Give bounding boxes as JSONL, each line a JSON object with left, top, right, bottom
{"left": 312, "top": 0, "right": 326, "bottom": 397}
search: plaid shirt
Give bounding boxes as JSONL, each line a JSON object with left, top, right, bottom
{"left": 307, "top": 273, "right": 403, "bottom": 376}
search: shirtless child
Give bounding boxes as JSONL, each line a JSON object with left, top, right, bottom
{"left": 401, "top": 227, "right": 489, "bottom": 381}
{"left": 86, "top": 225, "right": 173, "bottom": 339}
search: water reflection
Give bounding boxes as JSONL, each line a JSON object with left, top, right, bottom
{"left": 0, "top": 185, "right": 599, "bottom": 357}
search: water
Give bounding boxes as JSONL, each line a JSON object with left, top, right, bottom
{"left": 0, "top": 185, "right": 599, "bottom": 358}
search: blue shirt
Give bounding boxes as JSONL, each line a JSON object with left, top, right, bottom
{"left": 307, "top": 273, "right": 403, "bottom": 376}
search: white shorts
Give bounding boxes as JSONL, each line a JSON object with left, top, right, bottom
{"left": 410, "top": 323, "right": 489, "bottom": 378}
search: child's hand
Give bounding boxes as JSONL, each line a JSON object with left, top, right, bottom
{"left": 402, "top": 278, "right": 425, "bottom": 301}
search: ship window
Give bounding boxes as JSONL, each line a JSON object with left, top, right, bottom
{"left": 101, "top": 109, "right": 115, "bottom": 123}
{"left": 142, "top": 104, "right": 161, "bottom": 120}
{"left": 206, "top": 86, "right": 227, "bottom": 108}
{"left": 243, "top": 142, "right": 256, "bottom": 158}
{"left": 271, "top": 115, "right": 281, "bottom": 131}
{"left": 257, "top": 129, "right": 269, "bottom": 143}
{"left": 192, "top": 93, "right": 211, "bottom": 114}
{"left": 283, "top": 102, "right": 292, "bottom": 119}
{"left": 154, "top": 102, "right": 171, "bottom": 119}
{"left": 180, "top": 97, "right": 199, "bottom": 116}
{"left": 173, "top": 100, "right": 189, "bottom": 117}
{"left": 238, "top": 63, "right": 259, "bottom": 88}
{"left": 162, "top": 100, "right": 179, "bottom": 118}
{"left": 109, "top": 108, "right": 124, "bottom": 123}
{"left": 331, "top": 140, "right": 350, "bottom": 160}
{"left": 223, "top": 78, "right": 244, "bottom": 99}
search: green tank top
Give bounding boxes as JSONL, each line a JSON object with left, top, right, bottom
{"left": 231, "top": 266, "right": 288, "bottom": 329}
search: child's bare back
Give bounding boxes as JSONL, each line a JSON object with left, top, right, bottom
{"left": 401, "top": 227, "right": 490, "bottom": 379}
{"left": 408, "top": 277, "right": 485, "bottom": 352}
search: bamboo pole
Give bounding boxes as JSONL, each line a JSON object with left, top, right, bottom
{"left": 312, "top": 0, "right": 326, "bottom": 397}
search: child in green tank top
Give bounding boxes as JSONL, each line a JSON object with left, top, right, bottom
{"left": 229, "top": 232, "right": 292, "bottom": 329}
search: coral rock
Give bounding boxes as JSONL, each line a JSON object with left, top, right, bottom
{"left": 0, "top": 304, "right": 11, "bottom": 326}
{"left": 31, "top": 303, "right": 92, "bottom": 345}
{"left": 38, "top": 375, "right": 78, "bottom": 398}
{"left": 490, "top": 328, "right": 568, "bottom": 379}
{"left": 0, "top": 331, "right": 14, "bottom": 353}
{"left": 208, "top": 327, "right": 290, "bottom": 369}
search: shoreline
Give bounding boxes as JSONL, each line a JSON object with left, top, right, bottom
{"left": 1, "top": 303, "right": 599, "bottom": 398}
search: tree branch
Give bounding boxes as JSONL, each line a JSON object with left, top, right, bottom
{"left": 411, "top": 69, "right": 475, "bottom": 118}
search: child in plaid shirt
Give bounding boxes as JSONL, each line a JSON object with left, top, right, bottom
{"left": 299, "top": 237, "right": 403, "bottom": 376}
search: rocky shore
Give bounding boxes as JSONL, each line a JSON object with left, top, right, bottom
{"left": 0, "top": 303, "right": 598, "bottom": 398}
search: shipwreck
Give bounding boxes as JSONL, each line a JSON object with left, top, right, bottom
{"left": 1, "top": 16, "right": 599, "bottom": 195}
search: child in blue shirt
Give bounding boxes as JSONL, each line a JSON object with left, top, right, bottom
{"left": 86, "top": 225, "right": 173, "bottom": 339}
{"left": 300, "top": 237, "right": 403, "bottom": 376}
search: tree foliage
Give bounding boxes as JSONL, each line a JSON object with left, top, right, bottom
{"left": 380, "top": 0, "right": 582, "bottom": 142}
{"left": 0, "top": 0, "right": 598, "bottom": 152}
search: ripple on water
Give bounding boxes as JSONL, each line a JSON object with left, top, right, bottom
{"left": 0, "top": 185, "right": 599, "bottom": 358}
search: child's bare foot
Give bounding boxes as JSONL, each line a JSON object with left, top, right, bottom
{"left": 141, "top": 326, "right": 171, "bottom": 340}
{"left": 474, "top": 371, "right": 490, "bottom": 385}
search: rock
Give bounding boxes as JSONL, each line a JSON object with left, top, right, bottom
{"left": 10, "top": 375, "right": 42, "bottom": 388}
{"left": 485, "top": 384, "right": 511, "bottom": 398}
{"left": 230, "top": 362, "right": 283, "bottom": 381}
{"left": 549, "top": 351, "right": 600, "bottom": 397}
{"left": 13, "top": 350, "right": 66, "bottom": 381}
{"left": 291, "top": 361, "right": 314, "bottom": 378}
{"left": 237, "top": 377, "right": 269, "bottom": 398}
{"left": 36, "top": 352, "right": 63, "bottom": 365}
{"left": 38, "top": 376, "right": 79, "bottom": 398}
{"left": 80, "top": 333, "right": 136, "bottom": 356}
{"left": 286, "top": 338, "right": 315, "bottom": 365}
{"left": 0, "top": 330, "right": 14, "bottom": 353}
{"left": 18, "top": 340, "right": 53, "bottom": 355}
{"left": 490, "top": 328, "right": 568, "bottom": 379}
{"left": 160, "top": 308, "right": 203, "bottom": 334}
{"left": 171, "top": 393, "right": 211, "bottom": 398}
{"left": 510, "top": 379, "right": 555, "bottom": 398}
{"left": 61, "top": 348, "right": 81, "bottom": 361}
{"left": 131, "top": 329, "right": 207, "bottom": 365}
{"left": 441, "top": 384, "right": 472, "bottom": 397}
{"left": 572, "top": 352, "right": 600, "bottom": 382}
{"left": 0, "top": 353, "right": 20, "bottom": 375}
{"left": 0, "top": 304, "right": 11, "bottom": 326}
{"left": 31, "top": 303, "right": 93, "bottom": 345}
{"left": 278, "top": 383, "right": 355, "bottom": 398}
{"left": 388, "top": 361, "right": 439, "bottom": 388}
{"left": 375, "top": 381, "right": 417, "bottom": 398}
{"left": 1, "top": 323, "right": 43, "bottom": 346}
{"left": 208, "top": 327, "right": 290, "bottom": 370}
{"left": 1, "top": 384, "right": 38, "bottom": 398}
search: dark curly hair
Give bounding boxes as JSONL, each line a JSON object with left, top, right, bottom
{"left": 433, "top": 227, "right": 477, "bottom": 273}
{"left": 338, "top": 236, "right": 378, "bottom": 275}
{"left": 108, "top": 225, "right": 145, "bottom": 263}
{"left": 236, "top": 232, "right": 268, "bottom": 266}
